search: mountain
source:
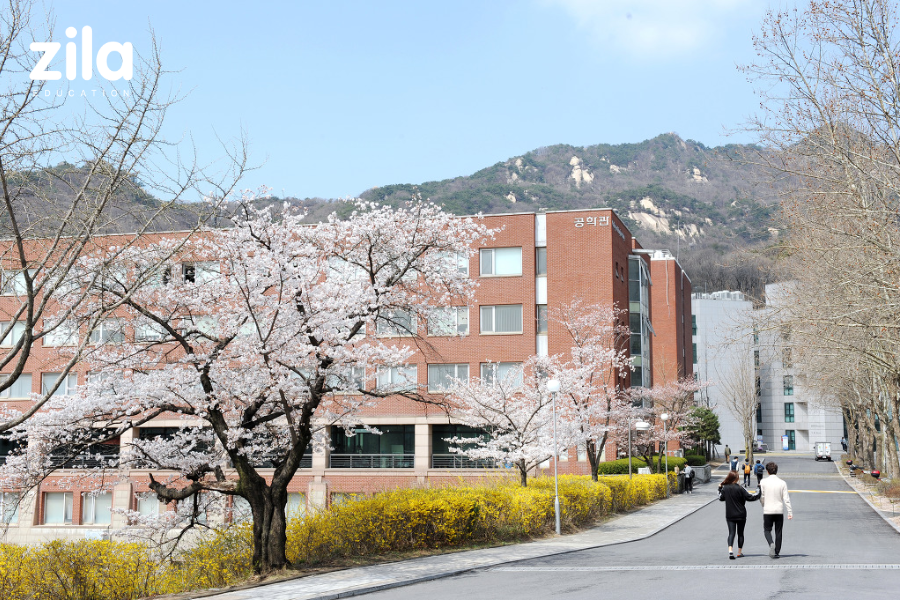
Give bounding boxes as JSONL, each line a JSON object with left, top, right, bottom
{"left": 290, "top": 133, "right": 782, "bottom": 297}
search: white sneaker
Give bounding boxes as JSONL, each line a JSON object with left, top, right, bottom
{"left": 769, "top": 543, "right": 776, "bottom": 558}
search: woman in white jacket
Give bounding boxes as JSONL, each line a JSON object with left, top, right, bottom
{"left": 758, "top": 461, "right": 793, "bottom": 558}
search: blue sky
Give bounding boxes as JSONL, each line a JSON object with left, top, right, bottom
{"left": 47, "top": 0, "right": 772, "bottom": 199}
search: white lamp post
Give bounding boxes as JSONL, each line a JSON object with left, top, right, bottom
{"left": 661, "top": 413, "right": 670, "bottom": 497}
{"left": 628, "top": 417, "right": 651, "bottom": 479}
{"left": 547, "top": 378, "right": 561, "bottom": 535}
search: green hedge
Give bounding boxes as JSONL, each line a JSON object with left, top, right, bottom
{"left": 684, "top": 454, "right": 707, "bottom": 466}
{"left": 596, "top": 458, "right": 647, "bottom": 475}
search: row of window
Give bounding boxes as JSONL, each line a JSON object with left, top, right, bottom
{"left": 0, "top": 362, "right": 525, "bottom": 400}
{"left": 0, "top": 247, "right": 551, "bottom": 301}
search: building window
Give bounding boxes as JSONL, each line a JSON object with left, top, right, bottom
{"left": 479, "top": 248, "right": 522, "bottom": 276}
{"left": 785, "top": 430, "right": 796, "bottom": 450}
{"left": 0, "top": 269, "right": 37, "bottom": 296}
{"left": 89, "top": 319, "right": 125, "bottom": 345}
{"left": 330, "top": 425, "right": 414, "bottom": 469}
{"left": 783, "top": 347, "right": 792, "bottom": 369}
{"left": 784, "top": 402, "right": 795, "bottom": 423}
{"left": 536, "top": 305, "right": 548, "bottom": 334}
{"left": 480, "top": 362, "right": 523, "bottom": 387}
{"left": 757, "top": 403, "right": 763, "bottom": 424}
{"left": 691, "top": 315, "right": 697, "bottom": 336}
{"left": 325, "top": 366, "right": 366, "bottom": 392}
{"left": 427, "top": 364, "right": 469, "bottom": 392}
{"left": 44, "top": 322, "right": 78, "bottom": 347}
{"left": 783, "top": 375, "right": 794, "bottom": 396}
{"left": 136, "top": 493, "right": 162, "bottom": 516}
{"left": 81, "top": 492, "right": 113, "bottom": 525}
{"left": 287, "top": 492, "right": 307, "bottom": 517}
{"left": 327, "top": 257, "right": 366, "bottom": 282}
{"left": 0, "top": 374, "right": 32, "bottom": 399}
{"left": 375, "top": 365, "right": 418, "bottom": 392}
{"left": 753, "top": 327, "right": 759, "bottom": 345}
{"left": 780, "top": 325, "right": 791, "bottom": 342}
{"left": 181, "top": 261, "right": 220, "bottom": 285}
{"left": 0, "top": 322, "right": 27, "bottom": 348}
{"left": 692, "top": 342, "right": 697, "bottom": 364}
{"left": 480, "top": 305, "right": 523, "bottom": 334}
{"left": 427, "top": 307, "right": 469, "bottom": 336}
{"left": 375, "top": 310, "right": 416, "bottom": 337}
{"left": 135, "top": 321, "right": 166, "bottom": 342}
{"left": 0, "top": 492, "right": 20, "bottom": 524}
{"left": 756, "top": 376, "right": 761, "bottom": 397}
{"left": 43, "top": 492, "right": 73, "bottom": 524}
{"left": 438, "top": 251, "right": 469, "bottom": 275}
{"left": 754, "top": 350, "right": 760, "bottom": 369}
{"left": 535, "top": 248, "right": 547, "bottom": 276}
{"left": 42, "top": 372, "right": 78, "bottom": 397}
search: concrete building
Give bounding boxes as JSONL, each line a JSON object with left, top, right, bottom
{"left": 757, "top": 283, "right": 844, "bottom": 453}
{"left": 691, "top": 290, "right": 754, "bottom": 454}
{"left": 0, "top": 208, "right": 692, "bottom": 543}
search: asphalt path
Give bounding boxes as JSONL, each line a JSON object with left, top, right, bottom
{"left": 359, "top": 455, "right": 900, "bottom": 599}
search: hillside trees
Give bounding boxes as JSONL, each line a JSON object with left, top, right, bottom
{"left": 0, "top": 0, "right": 248, "bottom": 435}
{"left": 3, "top": 199, "right": 491, "bottom": 572}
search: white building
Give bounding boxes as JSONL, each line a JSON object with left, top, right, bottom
{"left": 757, "top": 283, "right": 844, "bottom": 452}
{"left": 691, "top": 290, "right": 754, "bottom": 454}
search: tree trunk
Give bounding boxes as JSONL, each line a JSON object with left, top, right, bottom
{"left": 246, "top": 483, "right": 290, "bottom": 573}
{"left": 587, "top": 440, "right": 599, "bottom": 482}
{"left": 518, "top": 459, "right": 528, "bottom": 486}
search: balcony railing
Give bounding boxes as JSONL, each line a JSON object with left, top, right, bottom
{"left": 49, "top": 450, "right": 120, "bottom": 469}
{"left": 431, "top": 454, "right": 497, "bottom": 469}
{"left": 252, "top": 454, "right": 313, "bottom": 469}
{"left": 329, "top": 453, "right": 414, "bottom": 469}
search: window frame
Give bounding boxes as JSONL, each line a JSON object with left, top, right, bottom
{"left": 480, "top": 362, "right": 524, "bottom": 387}
{"left": 375, "top": 309, "right": 417, "bottom": 337}
{"left": 784, "top": 402, "right": 795, "bottom": 423}
{"left": 0, "top": 373, "right": 32, "bottom": 399}
{"left": 479, "top": 304, "right": 524, "bottom": 335}
{"left": 81, "top": 492, "right": 113, "bottom": 525}
{"left": 427, "top": 306, "right": 469, "bottom": 336}
{"left": 42, "top": 372, "right": 78, "bottom": 398}
{"left": 427, "top": 363, "right": 469, "bottom": 392}
{"left": 375, "top": 365, "right": 418, "bottom": 392}
{"left": 479, "top": 247, "right": 523, "bottom": 277}
{"left": 43, "top": 491, "right": 73, "bottom": 525}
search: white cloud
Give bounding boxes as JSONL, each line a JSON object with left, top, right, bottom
{"left": 542, "top": 0, "right": 762, "bottom": 59}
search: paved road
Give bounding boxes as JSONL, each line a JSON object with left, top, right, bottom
{"left": 360, "top": 455, "right": 900, "bottom": 600}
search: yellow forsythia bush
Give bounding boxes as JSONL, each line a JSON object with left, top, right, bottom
{"left": 599, "top": 474, "right": 669, "bottom": 512}
{"left": 0, "top": 474, "right": 668, "bottom": 599}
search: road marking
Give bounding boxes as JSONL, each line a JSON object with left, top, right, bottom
{"left": 491, "top": 564, "right": 900, "bottom": 572}
{"left": 786, "top": 490, "right": 857, "bottom": 494}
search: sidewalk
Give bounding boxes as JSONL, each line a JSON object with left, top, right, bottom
{"left": 199, "top": 475, "right": 722, "bottom": 600}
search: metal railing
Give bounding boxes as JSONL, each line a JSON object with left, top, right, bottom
{"left": 252, "top": 454, "right": 313, "bottom": 469}
{"left": 49, "top": 451, "right": 120, "bottom": 469}
{"left": 431, "top": 454, "right": 497, "bottom": 469}
{"left": 329, "top": 453, "right": 414, "bottom": 469}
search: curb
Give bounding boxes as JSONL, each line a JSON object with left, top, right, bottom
{"left": 280, "top": 482, "right": 722, "bottom": 600}
{"left": 835, "top": 464, "right": 900, "bottom": 536}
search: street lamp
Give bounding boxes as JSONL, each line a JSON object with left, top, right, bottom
{"left": 628, "top": 417, "right": 651, "bottom": 479}
{"left": 546, "top": 378, "right": 561, "bottom": 536}
{"left": 661, "top": 413, "right": 670, "bottom": 497}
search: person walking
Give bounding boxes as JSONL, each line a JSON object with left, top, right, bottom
{"left": 683, "top": 463, "right": 694, "bottom": 494}
{"left": 724, "top": 445, "right": 731, "bottom": 464}
{"left": 841, "top": 437, "right": 848, "bottom": 452}
{"left": 742, "top": 459, "right": 752, "bottom": 487}
{"left": 730, "top": 454, "right": 739, "bottom": 472}
{"left": 718, "top": 470, "right": 760, "bottom": 559}
{"left": 754, "top": 459, "right": 765, "bottom": 487}
{"left": 759, "top": 461, "right": 793, "bottom": 558}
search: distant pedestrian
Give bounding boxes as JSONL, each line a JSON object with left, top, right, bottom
{"left": 841, "top": 437, "right": 848, "bottom": 452}
{"left": 742, "top": 459, "right": 753, "bottom": 487}
{"left": 683, "top": 463, "right": 694, "bottom": 494}
{"left": 754, "top": 459, "right": 765, "bottom": 487}
{"left": 759, "top": 461, "right": 793, "bottom": 559}
{"left": 718, "top": 470, "right": 760, "bottom": 559}
{"left": 724, "top": 445, "right": 731, "bottom": 463}
{"left": 730, "top": 455, "right": 739, "bottom": 472}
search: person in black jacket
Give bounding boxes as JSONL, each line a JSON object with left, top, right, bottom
{"left": 718, "top": 470, "right": 760, "bottom": 559}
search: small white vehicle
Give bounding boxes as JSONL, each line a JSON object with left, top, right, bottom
{"left": 814, "top": 442, "right": 832, "bottom": 461}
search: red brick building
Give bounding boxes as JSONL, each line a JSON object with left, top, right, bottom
{"left": 0, "top": 208, "right": 691, "bottom": 543}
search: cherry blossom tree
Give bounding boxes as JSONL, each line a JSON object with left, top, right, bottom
{"left": 551, "top": 301, "right": 633, "bottom": 481}
{"left": 3, "top": 197, "right": 491, "bottom": 573}
{"left": 444, "top": 356, "right": 577, "bottom": 487}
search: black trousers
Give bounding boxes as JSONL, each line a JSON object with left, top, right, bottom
{"left": 763, "top": 514, "right": 785, "bottom": 553}
{"left": 727, "top": 519, "right": 746, "bottom": 548}
{"left": 744, "top": 472, "right": 751, "bottom": 486}
{"left": 756, "top": 474, "right": 763, "bottom": 487}
{"left": 684, "top": 474, "right": 693, "bottom": 492}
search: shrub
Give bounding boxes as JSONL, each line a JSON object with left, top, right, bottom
{"left": 598, "top": 474, "right": 668, "bottom": 512}
{"left": 649, "top": 456, "right": 687, "bottom": 472}
{"left": 596, "top": 458, "right": 647, "bottom": 475}
{"left": 684, "top": 454, "right": 707, "bottom": 466}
